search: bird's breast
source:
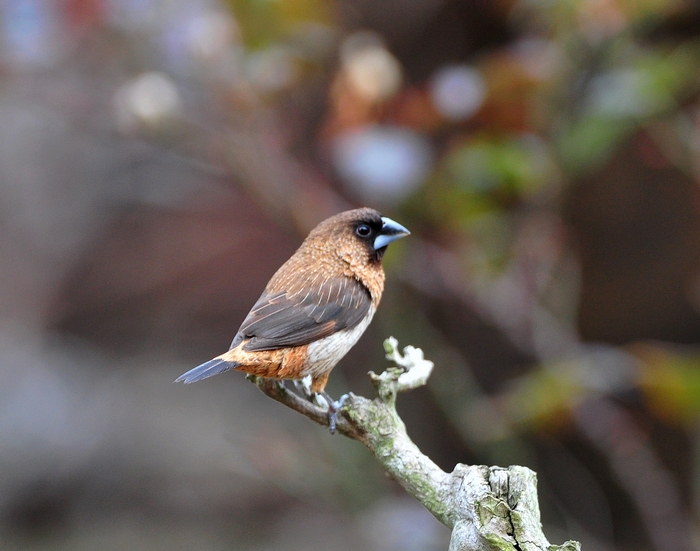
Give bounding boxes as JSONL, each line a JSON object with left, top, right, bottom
{"left": 301, "top": 306, "right": 376, "bottom": 378}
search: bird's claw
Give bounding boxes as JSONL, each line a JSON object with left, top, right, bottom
{"left": 306, "top": 390, "right": 349, "bottom": 434}
{"left": 326, "top": 393, "right": 350, "bottom": 434}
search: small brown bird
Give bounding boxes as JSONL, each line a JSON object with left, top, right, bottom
{"left": 176, "top": 208, "right": 409, "bottom": 420}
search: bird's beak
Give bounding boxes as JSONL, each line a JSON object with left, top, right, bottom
{"left": 374, "top": 217, "right": 411, "bottom": 250}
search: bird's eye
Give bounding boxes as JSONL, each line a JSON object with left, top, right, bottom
{"left": 356, "top": 224, "right": 372, "bottom": 238}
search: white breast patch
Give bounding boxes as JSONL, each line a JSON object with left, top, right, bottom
{"left": 302, "top": 306, "right": 376, "bottom": 378}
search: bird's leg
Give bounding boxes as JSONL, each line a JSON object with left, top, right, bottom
{"left": 320, "top": 391, "right": 350, "bottom": 434}
{"left": 294, "top": 375, "right": 348, "bottom": 433}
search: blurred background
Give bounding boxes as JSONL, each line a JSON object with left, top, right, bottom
{"left": 2, "top": 0, "right": 700, "bottom": 550}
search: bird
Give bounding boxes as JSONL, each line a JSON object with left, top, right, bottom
{"left": 175, "top": 208, "right": 410, "bottom": 428}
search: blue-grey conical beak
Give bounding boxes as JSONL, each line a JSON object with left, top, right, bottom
{"left": 374, "top": 217, "right": 410, "bottom": 250}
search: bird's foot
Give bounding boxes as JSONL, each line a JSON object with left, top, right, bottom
{"left": 295, "top": 382, "right": 348, "bottom": 433}
{"left": 318, "top": 391, "right": 350, "bottom": 434}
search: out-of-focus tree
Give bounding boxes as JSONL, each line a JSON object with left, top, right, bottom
{"left": 3, "top": 0, "right": 700, "bottom": 550}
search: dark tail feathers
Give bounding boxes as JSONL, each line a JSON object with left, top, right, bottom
{"left": 175, "top": 358, "right": 237, "bottom": 384}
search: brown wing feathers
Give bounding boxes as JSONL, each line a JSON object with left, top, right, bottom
{"left": 238, "top": 275, "right": 372, "bottom": 352}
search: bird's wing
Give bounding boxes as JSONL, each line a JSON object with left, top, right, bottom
{"left": 233, "top": 276, "right": 372, "bottom": 351}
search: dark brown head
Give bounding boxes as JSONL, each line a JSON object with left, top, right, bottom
{"left": 266, "top": 208, "right": 409, "bottom": 304}
{"left": 306, "top": 208, "right": 410, "bottom": 264}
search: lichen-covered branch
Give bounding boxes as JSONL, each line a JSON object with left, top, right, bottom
{"left": 249, "top": 338, "right": 581, "bottom": 551}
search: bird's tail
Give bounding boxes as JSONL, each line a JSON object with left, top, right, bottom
{"left": 175, "top": 358, "right": 238, "bottom": 384}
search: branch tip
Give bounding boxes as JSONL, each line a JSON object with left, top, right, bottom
{"left": 382, "top": 337, "right": 434, "bottom": 392}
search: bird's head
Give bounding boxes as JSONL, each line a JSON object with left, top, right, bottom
{"left": 308, "top": 208, "right": 410, "bottom": 264}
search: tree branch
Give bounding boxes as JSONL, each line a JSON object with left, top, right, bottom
{"left": 248, "top": 338, "right": 581, "bottom": 551}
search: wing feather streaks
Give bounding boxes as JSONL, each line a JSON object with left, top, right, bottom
{"left": 231, "top": 276, "right": 372, "bottom": 352}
